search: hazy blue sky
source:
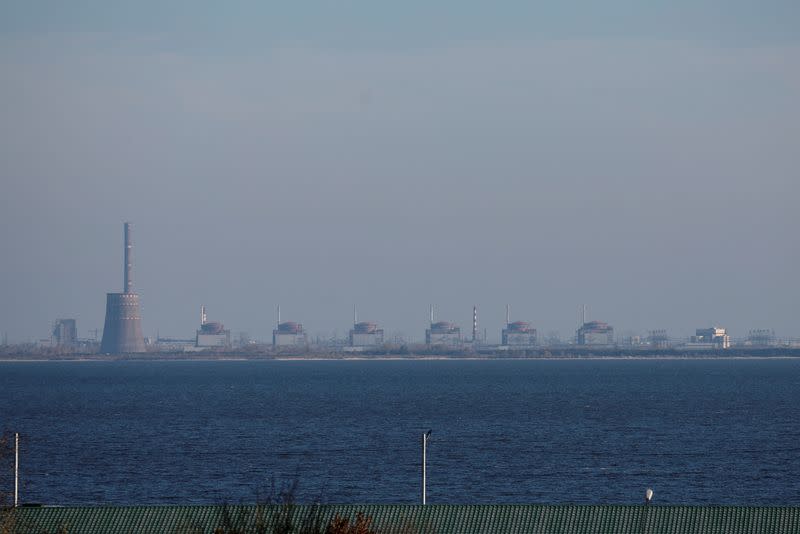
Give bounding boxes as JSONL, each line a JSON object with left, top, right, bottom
{"left": 1, "top": 1, "right": 798, "bottom": 343}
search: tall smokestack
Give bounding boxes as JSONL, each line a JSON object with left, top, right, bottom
{"left": 506, "top": 304, "right": 510, "bottom": 327}
{"left": 472, "top": 305, "right": 478, "bottom": 343}
{"left": 100, "top": 222, "right": 146, "bottom": 353}
{"left": 124, "top": 222, "right": 133, "bottom": 294}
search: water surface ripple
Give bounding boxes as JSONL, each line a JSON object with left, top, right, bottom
{"left": 1, "top": 359, "right": 798, "bottom": 505}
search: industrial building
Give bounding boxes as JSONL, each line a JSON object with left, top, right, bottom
{"left": 502, "top": 321, "right": 537, "bottom": 347}
{"left": 648, "top": 329, "right": 670, "bottom": 348}
{"left": 347, "top": 307, "right": 385, "bottom": 348}
{"left": 271, "top": 306, "right": 308, "bottom": 347}
{"left": 196, "top": 306, "right": 230, "bottom": 348}
{"left": 273, "top": 322, "right": 307, "bottom": 347}
{"left": 424, "top": 305, "right": 461, "bottom": 347}
{"left": 747, "top": 329, "right": 776, "bottom": 347}
{"left": 576, "top": 320, "right": 614, "bottom": 346}
{"left": 690, "top": 327, "right": 730, "bottom": 349}
{"left": 349, "top": 322, "right": 384, "bottom": 347}
{"left": 100, "top": 222, "right": 146, "bottom": 353}
{"left": 154, "top": 336, "right": 196, "bottom": 352}
{"left": 51, "top": 319, "right": 77, "bottom": 346}
{"left": 426, "top": 321, "right": 461, "bottom": 346}
{"left": 500, "top": 305, "right": 537, "bottom": 347}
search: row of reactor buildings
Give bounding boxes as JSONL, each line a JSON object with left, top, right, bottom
{"left": 267, "top": 304, "right": 734, "bottom": 351}
{"left": 84, "top": 223, "right": 754, "bottom": 354}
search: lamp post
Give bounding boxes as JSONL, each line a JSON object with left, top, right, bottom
{"left": 14, "top": 432, "right": 19, "bottom": 507}
{"left": 421, "top": 430, "right": 432, "bottom": 505}
{"left": 639, "top": 487, "right": 654, "bottom": 534}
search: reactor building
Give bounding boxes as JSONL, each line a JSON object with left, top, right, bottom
{"left": 196, "top": 306, "right": 231, "bottom": 348}
{"left": 348, "top": 307, "right": 384, "bottom": 348}
{"left": 500, "top": 305, "right": 537, "bottom": 347}
{"left": 425, "top": 306, "right": 461, "bottom": 347}
{"left": 100, "top": 222, "right": 146, "bottom": 353}
{"left": 273, "top": 322, "right": 308, "bottom": 347}
{"left": 576, "top": 320, "right": 614, "bottom": 346}
{"left": 426, "top": 321, "right": 461, "bottom": 346}
{"left": 502, "top": 321, "right": 538, "bottom": 347}
{"left": 273, "top": 307, "right": 308, "bottom": 347}
{"left": 350, "top": 322, "right": 384, "bottom": 347}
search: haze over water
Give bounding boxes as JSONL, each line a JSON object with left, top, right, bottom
{"left": 2, "top": 359, "right": 799, "bottom": 505}
{"left": 1, "top": 2, "right": 799, "bottom": 342}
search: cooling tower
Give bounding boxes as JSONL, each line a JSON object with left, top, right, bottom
{"left": 100, "top": 222, "right": 146, "bottom": 353}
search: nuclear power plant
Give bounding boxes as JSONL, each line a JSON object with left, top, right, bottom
{"left": 33, "top": 227, "right": 778, "bottom": 354}
{"left": 100, "top": 222, "right": 146, "bottom": 353}
{"left": 18, "top": 220, "right": 791, "bottom": 353}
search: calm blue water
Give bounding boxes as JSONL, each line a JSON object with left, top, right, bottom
{"left": 1, "top": 359, "right": 799, "bottom": 506}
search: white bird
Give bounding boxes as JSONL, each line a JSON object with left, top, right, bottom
{"left": 645, "top": 488, "right": 654, "bottom": 504}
